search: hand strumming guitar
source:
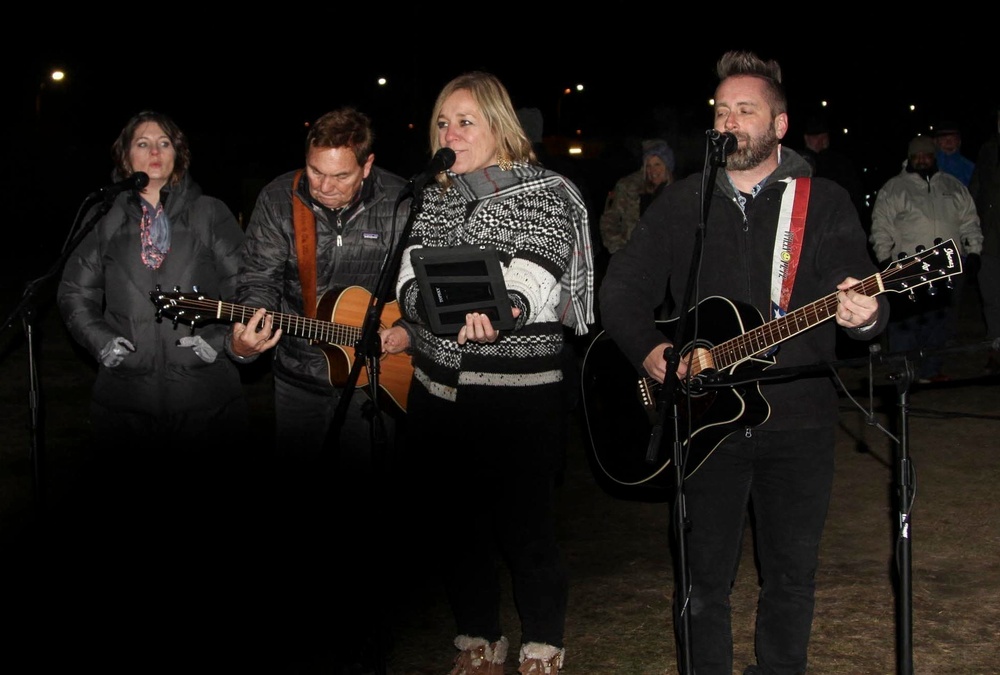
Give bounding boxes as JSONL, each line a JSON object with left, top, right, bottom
{"left": 643, "top": 342, "right": 690, "bottom": 384}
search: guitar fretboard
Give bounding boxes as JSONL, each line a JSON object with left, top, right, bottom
{"left": 709, "top": 276, "right": 883, "bottom": 370}
{"left": 170, "top": 298, "right": 361, "bottom": 347}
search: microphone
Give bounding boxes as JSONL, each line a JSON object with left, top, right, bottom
{"left": 89, "top": 172, "right": 150, "bottom": 200}
{"left": 706, "top": 130, "right": 739, "bottom": 156}
{"left": 408, "top": 148, "right": 456, "bottom": 195}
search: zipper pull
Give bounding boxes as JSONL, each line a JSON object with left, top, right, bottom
{"left": 337, "top": 234, "right": 343, "bottom": 247}
{"left": 744, "top": 426, "right": 752, "bottom": 439}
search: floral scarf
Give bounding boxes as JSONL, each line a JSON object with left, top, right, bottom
{"left": 140, "top": 198, "right": 171, "bottom": 269}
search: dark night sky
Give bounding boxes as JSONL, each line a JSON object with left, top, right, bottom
{"left": 4, "top": 29, "right": 990, "bottom": 286}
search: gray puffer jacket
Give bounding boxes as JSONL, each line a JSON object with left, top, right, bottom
{"left": 57, "top": 173, "right": 246, "bottom": 414}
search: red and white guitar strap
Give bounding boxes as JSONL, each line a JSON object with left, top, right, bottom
{"left": 770, "top": 177, "right": 811, "bottom": 320}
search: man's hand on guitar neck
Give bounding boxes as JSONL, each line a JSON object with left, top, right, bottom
{"left": 230, "top": 307, "right": 282, "bottom": 359}
{"left": 834, "top": 277, "right": 879, "bottom": 330}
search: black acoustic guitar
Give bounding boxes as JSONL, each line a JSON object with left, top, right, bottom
{"left": 581, "top": 239, "right": 963, "bottom": 495}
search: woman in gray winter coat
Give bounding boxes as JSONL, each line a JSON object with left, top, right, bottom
{"left": 57, "top": 111, "right": 249, "bottom": 528}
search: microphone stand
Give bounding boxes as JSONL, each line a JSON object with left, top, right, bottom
{"left": 0, "top": 195, "right": 110, "bottom": 517}
{"left": 889, "top": 352, "right": 915, "bottom": 675}
{"left": 659, "top": 132, "right": 730, "bottom": 675}
{"left": 323, "top": 180, "right": 422, "bottom": 675}
{"left": 325, "top": 151, "right": 449, "bottom": 458}
{"left": 325, "top": 188, "right": 416, "bottom": 464}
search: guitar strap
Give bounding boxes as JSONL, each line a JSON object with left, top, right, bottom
{"left": 291, "top": 170, "right": 318, "bottom": 318}
{"left": 770, "top": 177, "right": 811, "bottom": 320}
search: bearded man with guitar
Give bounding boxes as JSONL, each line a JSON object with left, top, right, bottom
{"left": 598, "top": 51, "right": 894, "bottom": 675}
{"left": 224, "top": 107, "right": 411, "bottom": 672}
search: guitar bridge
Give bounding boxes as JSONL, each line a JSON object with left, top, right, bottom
{"left": 638, "top": 378, "right": 657, "bottom": 413}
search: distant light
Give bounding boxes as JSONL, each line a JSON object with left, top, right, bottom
{"left": 575, "top": 129, "right": 582, "bottom": 136}
{"left": 820, "top": 100, "right": 828, "bottom": 108}
{"left": 50, "top": 70, "right": 65, "bottom": 82}
{"left": 842, "top": 127, "right": 849, "bottom": 135}
{"left": 568, "top": 146, "right": 582, "bottom": 155}
{"left": 709, "top": 98, "right": 715, "bottom": 107}
{"left": 562, "top": 87, "right": 571, "bottom": 95}
{"left": 909, "top": 104, "right": 916, "bottom": 112}
{"left": 575, "top": 84, "right": 584, "bottom": 92}
{"left": 377, "top": 77, "right": 387, "bottom": 86}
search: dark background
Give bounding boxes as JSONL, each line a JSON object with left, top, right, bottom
{"left": 2, "top": 29, "right": 992, "bottom": 290}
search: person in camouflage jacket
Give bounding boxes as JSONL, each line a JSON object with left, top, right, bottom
{"left": 599, "top": 139, "right": 675, "bottom": 254}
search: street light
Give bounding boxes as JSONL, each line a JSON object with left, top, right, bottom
{"left": 35, "top": 69, "right": 66, "bottom": 118}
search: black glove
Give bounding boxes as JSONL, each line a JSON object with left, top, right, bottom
{"left": 965, "top": 253, "right": 982, "bottom": 277}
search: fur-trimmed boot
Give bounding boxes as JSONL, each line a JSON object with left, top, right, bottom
{"left": 449, "top": 635, "right": 509, "bottom": 675}
{"left": 518, "top": 642, "right": 565, "bottom": 674}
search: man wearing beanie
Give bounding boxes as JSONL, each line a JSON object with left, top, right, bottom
{"left": 870, "top": 134, "right": 983, "bottom": 382}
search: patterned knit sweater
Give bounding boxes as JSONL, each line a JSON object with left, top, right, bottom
{"left": 397, "top": 164, "right": 584, "bottom": 402}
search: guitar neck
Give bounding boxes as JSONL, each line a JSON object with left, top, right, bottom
{"left": 202, "top": 300, "right": 360, "bottom": 347}
{"left": 711, "top": 274, "right": 883, "bottom": 369}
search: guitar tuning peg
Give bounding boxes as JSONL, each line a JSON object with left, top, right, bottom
{"left": 192, "top": 285, "right": 200, "bottom": 293}
{"left": 925, "top": 283, "right": 938, "bottom": 297}
{"left": 933, "top": 237, "right": 943, "bottom": 245}
{"left": 907, "top": 290, "right": 917, "bottom": 302}
{"left": 914, "top": 245, "right": 926, "bottom": 253}
{"left": 172, "top": 285, "right": 181, "bottom": 292}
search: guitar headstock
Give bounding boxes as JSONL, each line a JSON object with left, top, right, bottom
{"left": 879, "top": 239, "right": 963, "bottom": 295}
{"left": 150, "top": 285, "right": 210, "bottom": 328}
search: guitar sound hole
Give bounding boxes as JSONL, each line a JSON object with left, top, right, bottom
{"left": 681, "top": 371, "right": 713, "bottom": 397}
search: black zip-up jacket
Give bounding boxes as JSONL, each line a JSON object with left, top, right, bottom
{"left": 599, "top": 147, "right": 888, "bottom": 431}
{"left": 58, "top": 173, "right": 246, "bottom": 414}
{"left": 233, "top": 166, "right": 410, "bottom": 394}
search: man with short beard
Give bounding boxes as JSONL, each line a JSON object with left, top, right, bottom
{"left": 599, "top": 50, "right": 889, "bottom": 675}
{"left": 870, "top": 136, "right": 983, "bottom": 383}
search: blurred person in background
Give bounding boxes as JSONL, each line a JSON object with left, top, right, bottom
{"left": 599, "top": 139, "right": 676, "bottom": 255}
{"left": 599, "top": 139, "right": 677, "bottom": 318}
{"left": 799, "top": 114, "right": 866, "bottom": 221}
{"left": 933, "top": 120, "right": 975, "bottom": 186}
{"left": 870, "top": 135, "right": 983, "bottom": 383}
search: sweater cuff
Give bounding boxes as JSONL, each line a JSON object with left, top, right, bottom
{"left": 392, "top": 317, "right": 416, "bottom": 355}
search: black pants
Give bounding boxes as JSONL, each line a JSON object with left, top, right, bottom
{"left": 677, "top": 427, "right": 835, "bottom": 675}
{"left": 402, "top": 379, "right": 569, "bottom": 648}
